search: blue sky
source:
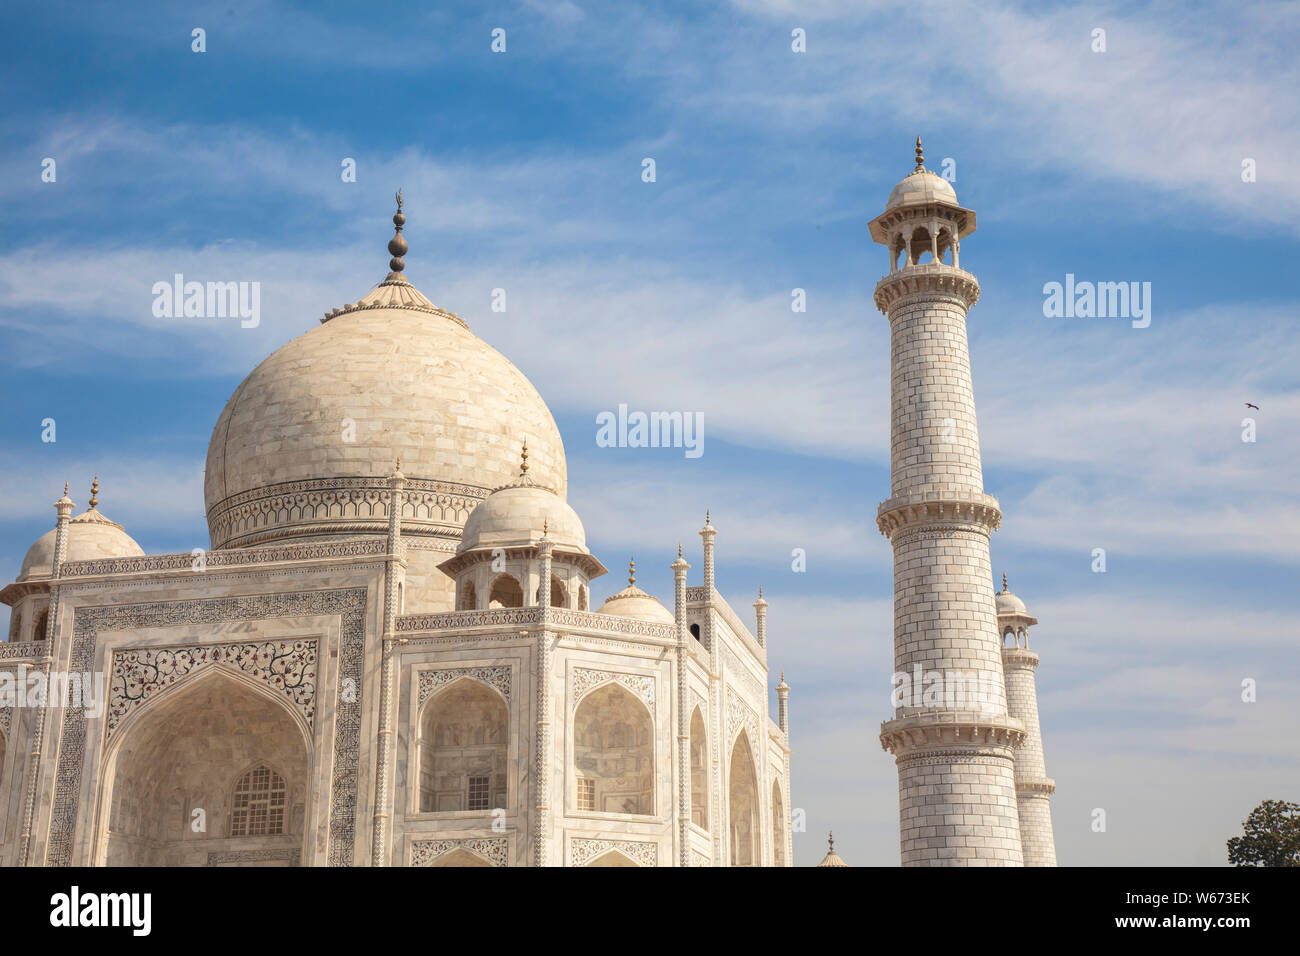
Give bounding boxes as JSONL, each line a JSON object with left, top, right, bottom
{"left": 1, "top": 0, "right": 1297, "bottom": 866}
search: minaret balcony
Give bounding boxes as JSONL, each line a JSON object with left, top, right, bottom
{"left": 875, "top": 262, "right": 981, "bottom": 314}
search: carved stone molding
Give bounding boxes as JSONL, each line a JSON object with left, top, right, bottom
{"left": 874, "top": 264, "right": 981, "bottom": 313}
{"left": 45, "top": 587, "right": 366, "bottom": 868}
{"left": 0, "top": 642, "right": 50, "bottom": 660}
{"left": 726, "top": 686, "right": 761, "bottom": 760}
{"left": 880, "top": 710, "right": 1026, "bottom": 760}
{"left": 206, "top": 848, "right": 301, "bottom": 867}
{"left": 418, "top": 665, "right": 512, "bottom": 705}
{"left": 691, "top": 849, "right": 710, "bottom": 867}
{"left": 553, "top": 608, "right": 675, "bottom": 641}
{"left": 397, "top": 608, "right": 541, "bottom": 632}
{"left": 569, "top": 837, "right": 657, "bottom": 867}
{"left": 107, "top": 640, "right": 318, "bottom": 740}
{"left": 1016, "top": 778, "right": 1057, "bottom": 795}
{"left": 60, "top": 539, "right": 388, "bottom": 579}
{"left": 570, "top": 667, "right": 655, "bottom": 711}
{"left": 0, "top": 705, "right": 11, "bottom": 735}
{"left": 411, "top": 837, "right": 507, "bottom": 867}
{"left": 207, "top": 476, "right": 489, "bottom": 550}
{"left": 876, "top": 492, "right": 1002, "bottom": 539}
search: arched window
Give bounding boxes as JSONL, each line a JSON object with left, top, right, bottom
{"left": 772, "top": 781, "right": 786, "bottom": 866}
{"left": 7, "top": 609, "right": 21, "bottom": 642}
{"left": 32, "top": 609, "right": 49, "bottom": 641}
{"left": 458, "top": 580, "right": 477, "bottom": 611}
{"left": 729, "top": 734, "right": 759, "bottom": 866}
{"left": 690, "top": 707, "right": 708, "bottom": 828}
{"left": 230, "top": 765, "right": 288, "bottom": 837}
{"left": 689, "top": 623, "right": 701, "bottom": 641}
{"left": 578, "top": 585, "right": 588, "bottom": 611}
{"left": 573, "top": 684, "right": 654, "bottom": 815}
{"left": 420, "top": 679, "right": 508, "bottom": 813}
{"left": 487, "top": 574, "right": 522, "bottom": 609}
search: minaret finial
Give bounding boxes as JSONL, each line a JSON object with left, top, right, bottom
{"left": 388, "top": 188, "right": 408, "bottom": 274}
{"left": 628, "top": 557, "right": 636, "bottom": 587}
{"left": 63, "top": 481, "right": 69, "bottom": 496}
{"left": 520, "top": 439, "right": 529, "bottom": 475}
{"left": 1001, "top": 572, "right": 1008, "bottom": 593}
{"left": 89, "top": 473, "right": 99, "bottom": 509}
{"left": 828, "top": 831, "right": 835, "bottom": 852}
{"left": 705, "top": 509, "right": 710, "bottom": 525}
{"left": 758, "top": 584, "right": 763, "bottom": 599}
{"left": 677, "top": 542, "right": 682, "bottom": 558}
{"left": 543, "top": 517, "right": 549, "bottom": 536}
{"left": 914, "top": 135, "right": 924, "bottom": 171}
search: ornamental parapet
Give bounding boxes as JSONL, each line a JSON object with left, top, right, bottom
{"left": 1015, "top": 777, "right": 1056, "bottom": 796}
{"left": 874, "top": 263, "right": 981, "bottom": 314}
{"left": 879, "top": 710, "right": 1026, "bottom": 757}
{"left": 1001, "top": 647, "right": 1041, "bottom": 669}
{"left": 876, "top": 491, "right": 1002, "bottom": 538}
{"left": 0, "top": 641, "right": 51, "bottom": 660}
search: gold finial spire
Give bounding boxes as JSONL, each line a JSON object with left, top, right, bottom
{"left": 63, "top": 481, "right": 69, "bottom": 496}
{"left": 396, "top": 456, "right": 401, "bottom": 471}
{"left": 758, "top": 584, "right": 763, "bottom": 599}
{"left": 780, "top": 670, "right": 785, "bottom": 682}
{"left": 1001, "top": 572, "right": 1008, "bottom": 593}
{"left": 520, "top": 440, "right": 529, "bottom": 475}
{"left": 828, "top": 831, "right": 835, "bottom": 852}
{"left": 628, "top": 557, "right": 636, "bottom": 587}
{"left": 89, "top": 473, "right": 99, "bottom": 509}
{"left": 677, "top": 542, "right": 682, "bottom": 558}
{"left": 388, "top": 188, "right": 408, "bottom": 274}
{"left": 705, "top": 509, "right": 710, "bottom": 525}
{"left": 914, "top": 135, "right": 924, "bottom": 171}
{"left": 543, "top": 517, "right": 549, "bottom": 536}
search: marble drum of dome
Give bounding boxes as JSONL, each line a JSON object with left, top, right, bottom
{"left": 203, "top": 256, "right": 567, "bottom": 614}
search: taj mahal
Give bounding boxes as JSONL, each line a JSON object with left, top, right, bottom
{"left": 0, "top": 140, "right": 1057, "bottom": 866}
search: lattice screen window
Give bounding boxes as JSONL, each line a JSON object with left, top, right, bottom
{"left": 467, "top": 775, "right": 491, "bottom": 811}
{"left": 231, "top": 765, "right": 288, "bottom": 836}
{"left": 577, "top": 777, "right": 595, "bottom": 811}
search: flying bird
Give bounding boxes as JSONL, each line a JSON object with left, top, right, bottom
{"left": 1245, "top": 403, "right": 1259, "bottom": 410}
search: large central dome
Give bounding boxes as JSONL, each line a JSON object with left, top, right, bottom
{"left": 204, "top": 203, "right": 566, "bottom": 610}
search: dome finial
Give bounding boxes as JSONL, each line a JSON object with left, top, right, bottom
{"left": 914, "top": 135, "right": 924, "bottom": 171}
{"left": 828, "top": 831, "right": 835, "bottom": 852}
{"left": 628, "top": 556, "right": 636, "bottom": 586}
{"left": 388, "top": 188, "right": 408, "bottom": 274}
{"left": 89, "top": 473, "right": 100, "bottom": 510}
{"left": 1001, "top": 572, "right": 1009, "bottom": 593}
{"left": 520, "top": 439, "right": 529, "bottom": 475}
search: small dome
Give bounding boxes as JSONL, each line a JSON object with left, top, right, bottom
{"left": 596, "top": 559, "right": 675, "bottom": 624}
{"left": 19, "top": 508, "right": 144, "bottom": 581}
{"left": 995, "top": 590, "right": 1028, "bottom": 617}
{"left": 885, "top": 168, "right": 958, "bottom": 211}
{"left": 458, "top": 476, "right": 587, "bottom": 555}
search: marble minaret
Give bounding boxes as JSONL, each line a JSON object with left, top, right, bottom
{"left": 997, "top": 574, "right": 1058, "bottom": 866}
{"left": 873, "top": 139, "right": 1026, "bottom": 866}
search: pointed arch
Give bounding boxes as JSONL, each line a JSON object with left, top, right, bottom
{"left": 771, "top": 780, "right": 786, "bottom": 866}
{"left": 573, "top": 683, "right": 654, "bottom": 815}
{"left": 690, "top": 706, "right": 708, "bottom": 828}
{"left": 429, "top": 847, "right": 493, "bottom": 867}
{"left": 97, "top": 667, "right": 312, "bottom": 866}
{"left": 535, "top": 574, "right": 568, "bottom": 608}
{"left": 419, "top": 676, "right": 508, "bottom": 813}
{"left": 587, "top": 849, "right": 639, "bottom": 867}
{"left": 728, "top": 732, "right": 760, "bottom": 867}
{"left": 487, "top": 574, "right": 522, "bottom": 609}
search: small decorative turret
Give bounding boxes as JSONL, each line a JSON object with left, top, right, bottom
{"left": 752, "top": 585, "right": 768, "bottom": 648}
{"left": 997, "top": 574, "right": 1057, "bottom": 866}
{"left": 776, "top": 670, "right": 790, "bottom": 735}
